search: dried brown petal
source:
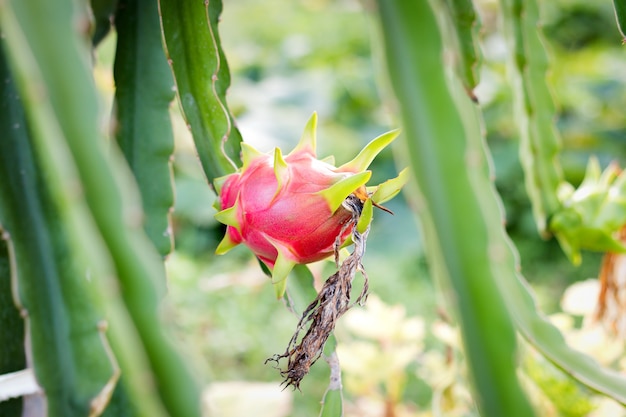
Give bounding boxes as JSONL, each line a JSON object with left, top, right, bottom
{"left": 266, "top": 195, "right": 369, "bottom": 389}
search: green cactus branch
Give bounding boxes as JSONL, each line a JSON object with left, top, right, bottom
{"left": 0, "top": 25, "right": 167, "bottom": 417}
{"left": 0, "top": 0, "right": 202, "bottom": 415}
{"left": 377, "top": 0, "right": 626, "bottom": 408}
{"left": 501, "top": 0, "right": 564, "bottom": 236}
{"left": 159, "top": 0, "right": 243, "bottom": 185}
{"left": 0, "top": 45, "right": 117, "bottom": 416}
{"left": 0, "top": 233, "right": 25, "bottom": 417}
{"left": 376, "top": 1, "right": 535, "bottom": 415}
{"left": 502, "top": 0, "right": 626, "bottom": 264}
{"left": 114, "top": 0, "right": 176, "bottom": 257}
{"left": 442, "top": 0, "right": 481, "bottom": 99}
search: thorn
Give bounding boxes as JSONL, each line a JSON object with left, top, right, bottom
{"left": 372, "top": 201, "right": 394, "bottom": 215}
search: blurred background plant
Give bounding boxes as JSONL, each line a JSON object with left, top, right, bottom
{"left": 3, "top": 0, "right": 626, "bottom": 415}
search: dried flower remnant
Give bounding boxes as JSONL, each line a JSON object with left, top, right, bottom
{"left": 266, "top": 195, "right": 370, "bottom": 390}
{"left": 595, "top": 226, "right": 626, "bottom": 337}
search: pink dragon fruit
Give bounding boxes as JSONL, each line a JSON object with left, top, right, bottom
{"left": 214, "top": 113, "right": 406, "bottom": 297}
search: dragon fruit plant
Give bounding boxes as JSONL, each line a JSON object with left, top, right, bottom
{"left": 214, "top": 113, "right": 407, "bottom": 297}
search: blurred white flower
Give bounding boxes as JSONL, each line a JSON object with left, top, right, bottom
{"left": 548, "top": 312, "right": 575, "bottom": 332}
{"left": 341, "top": 295, "right": 425, "bottom": 344}
{"left": 336, "top": 295, "right": 425, "bottom": 408}
{"left": 588, "top": 397, "right": 626, "bottom": 417}
{"left": 563, "top": 323, "right": 624, "bottom": 366}
{"left": 552, "top": 278, "right": 625, "bottom": 366}
{"left": 431, "top": 320, "right": 460, "bottom": 347}
{"left": 560, "top": 278, "right": 599, "bottom": 316}
{"left": 203, "top": 382, "right": 292, "bottom": 417}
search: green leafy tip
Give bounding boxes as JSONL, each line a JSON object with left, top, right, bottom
{"left": 214, "top": 204, "right": 240, "bottom": 230}
{"left": 215, "top": 233, "right": 240, "bottom": 255}
{"left": 213, "top": 174, "right": 230, "bottom": 197}
{"left": 290, "top": 112, "right": 317, "bottom": 156}
{"left": 356, "top": 198, "right": 373, "bottom": 234}
{"left": 272, "top": 250, "right": 296, "bottom": 298}
{"left": 337, "top": 129, "right": 400, "bottom": 173}
{"left": 550, "top": 157, "right": 626, "bottom": 265}
{"left": 371, "top": 167, "right": 410, "bottom": 205}
{"left": 241, "top": 142, "right": 264, "bottom": 171}
{"left": 317, "top": 171, "right": 372, "bottom": 213}
{"left": 273, "top": 146, "right": 289, "bottom": 194}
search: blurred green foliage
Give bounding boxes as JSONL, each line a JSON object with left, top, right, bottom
{"left": 475, "top": 0, "right": 626, "bottom": 303}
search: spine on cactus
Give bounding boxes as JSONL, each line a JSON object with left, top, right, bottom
{"left": 214, "top": 112, "right": 405, "bottom": 298}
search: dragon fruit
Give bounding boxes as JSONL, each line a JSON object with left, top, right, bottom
{"left": 214, "top": 113, "right": 406, "bottom": 297}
